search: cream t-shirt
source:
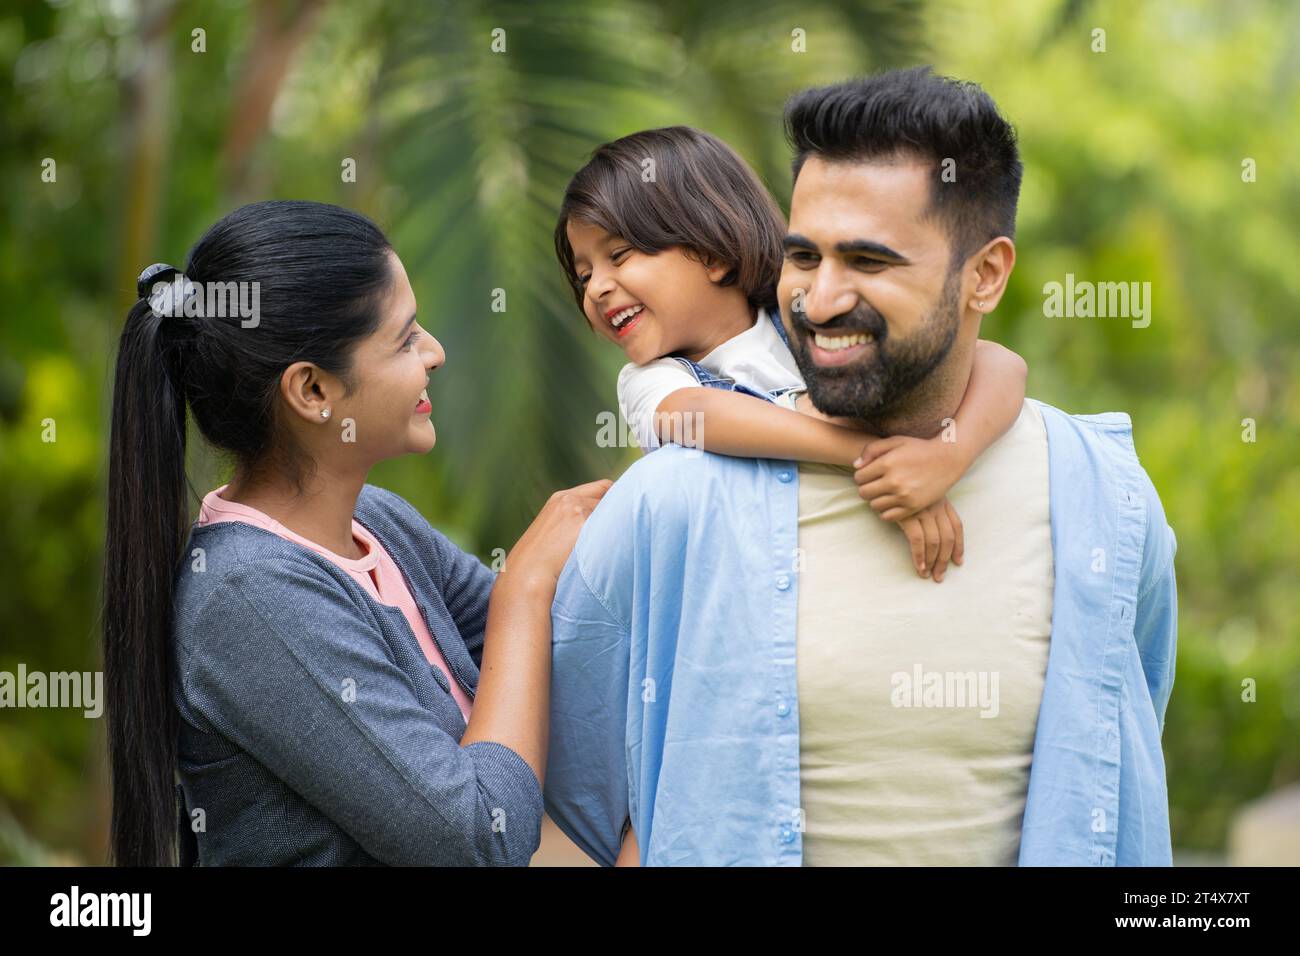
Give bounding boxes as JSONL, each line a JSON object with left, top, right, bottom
{"left": 795, "top": 399, "right": 1054, "bottom": 865}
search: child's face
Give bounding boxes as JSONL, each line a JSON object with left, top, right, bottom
{"left": 566, "top": 219, "right": 731, "bottom": 366}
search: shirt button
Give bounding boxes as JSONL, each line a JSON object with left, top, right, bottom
{"left": 776, "top": 700, "right": 791, "bottom": 717}
{"left": 776, "top": 575, "right": 790, "bottom": 590}
{"left": 780, "top": 827, "right": 795, "bottom": 844}
{"left": 777, "top": 470, "right": 793, "bottom": 483}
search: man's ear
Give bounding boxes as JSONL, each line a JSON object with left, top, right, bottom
{"left": 966, "top": 236, "right": 1016, "bottom": 314}
{"left": 280, "top": 361, "right": 342, "bottom": 424}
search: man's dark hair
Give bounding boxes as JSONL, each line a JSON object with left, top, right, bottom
{"left": 784, "top": 66, "right": 1022, "bottom": 269}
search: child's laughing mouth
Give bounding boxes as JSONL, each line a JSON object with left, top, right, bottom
{"left": 607, "top": 303, "right": 645, "bottom": 339}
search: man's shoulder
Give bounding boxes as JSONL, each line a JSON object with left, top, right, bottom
{"left": 1029, "top": 398, "right": 1175, "bottom": 577}
{"left": 574, "top": 447, "right": 775, "bottom": 566}
{"left": 608, "top": 444, "right": 772, "bottom": 508}
{"left": 1028, "top": 398, "right": 1145, "bottom": 475}
{"left": 1029, "top": 397, "right": 1134, "bottom": 440}
{"left": 563, "top": 446, "right": 788, "bottom": 624}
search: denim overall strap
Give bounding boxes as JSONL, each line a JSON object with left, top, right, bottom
{"left": 669, "top": 355, "right": 777, "bottom": 404}
{"left": 666, "top": 306, "right": 791, "bottom": 405}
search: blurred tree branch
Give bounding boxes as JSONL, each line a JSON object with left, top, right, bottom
{"left": 117, "top": 0, "right": 178, "bottom": 316}
{"left": 220, "top": 0, "right": 328, "bottom": 198}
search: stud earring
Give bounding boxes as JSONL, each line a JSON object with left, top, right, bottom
{"left": 320, "top": 408, "right": 331, "bottom": 420}
{"left": 977, "top": 300, "right": 985, "bottom": 310}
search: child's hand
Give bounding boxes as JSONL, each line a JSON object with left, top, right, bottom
{"left": 895, "top": 497, "right": 964, "bottom": 582}
{"left": 852, "top": 434, "right": 967, "bottom": 522}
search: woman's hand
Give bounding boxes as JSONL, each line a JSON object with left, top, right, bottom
{"left": 895, "top": 497, "right": 964, "bottom": 582}
{"left": 500, "top": 479, "right": 613, "bottom": 594}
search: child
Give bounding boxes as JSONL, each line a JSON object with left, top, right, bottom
{"left": 554, "top": 127, "right": 1027, "bottom": 865}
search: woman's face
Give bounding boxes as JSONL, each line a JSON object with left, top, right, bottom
{"left": 566, "top": 219, "right": 732, "bottom": 366}
{"left": 329, "top": 250, "right": 444, "bottom": 463}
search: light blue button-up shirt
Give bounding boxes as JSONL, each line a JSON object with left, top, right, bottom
{"left": 544, "top": 399, "right": 1178, "bottom": 866}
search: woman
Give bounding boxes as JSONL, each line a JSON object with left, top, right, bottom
{"left": 102, "top": 200, "right": 609, "bottom": 865}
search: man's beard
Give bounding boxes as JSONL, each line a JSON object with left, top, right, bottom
{"left": 786, "top": 269, "right": 963, "bottom": 424}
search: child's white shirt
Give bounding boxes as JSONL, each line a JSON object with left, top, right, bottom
{"left": 616, "top": 306, "right": 805, "bottom": 450}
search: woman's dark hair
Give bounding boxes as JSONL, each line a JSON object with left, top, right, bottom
{"left": 102, "top": 200, "right": 394, "bottom": 865}
{"left": 554, "top": 126, "right": 786, "bottom": 316}
{"left": 785, "top": 66, "right": 1023, "bottom": 270}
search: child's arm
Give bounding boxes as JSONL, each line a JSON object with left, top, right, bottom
{"left": 649, "top": 386, "right": 958, "bottom": 581}
{"left": 650, "top": 387, "right": 875, "bottom": 465}
{"left": 851, "top": 340, "right": 1027, "bottom": 523}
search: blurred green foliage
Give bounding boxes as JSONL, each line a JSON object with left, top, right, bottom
{"left": 0, "top": 0, "right": 1295, "bottom": 863}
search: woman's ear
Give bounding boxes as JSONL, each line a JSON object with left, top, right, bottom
{"left": 280, "top": 361, "right": 341, "bottom": 425}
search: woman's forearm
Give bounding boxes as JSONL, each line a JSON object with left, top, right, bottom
{"left": 460, "top": 571, "right": 554, "bottom": 783}
{"left": 459, "top": 477, "right": 611, "bottom": 786}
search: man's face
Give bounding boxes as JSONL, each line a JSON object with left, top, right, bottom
{"left": 778, "top": 155, "right": 963, "bottom": 422}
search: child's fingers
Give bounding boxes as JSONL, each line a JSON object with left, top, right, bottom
{"left": 850, "top": 440, "right": 875, "bottom": 469}
{"left": 932, "top": 507, "right": 955, "bottom": 582}
{"left": 945, "top": 498, "right": 965, "bottom": 565}
{"left": 899, "top": 518, "right": 927, "bottom": 576}
{"left": 919, "top": 509, "right": 939, "bottom": 577}
{"left": 867, "top": 495, "right": 903, "bottom": 515}
{"left": 863, "top": 435, "right": 906, "bottom": 460}
{"left": 854, "top": 475, "right": 894, "bottom": 499}
{"left": 852, "top": 458, "right": 889, "bottom": 484}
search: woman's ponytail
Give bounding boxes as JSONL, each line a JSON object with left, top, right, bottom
{"left": 102, "top": 290, "right": 190, "bottom": 866}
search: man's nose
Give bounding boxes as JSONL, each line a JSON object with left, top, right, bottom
{"left": 800, "top": 265, "right": 858, "bottom": 325}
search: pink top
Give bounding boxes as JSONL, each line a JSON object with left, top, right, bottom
{"left": 196, "top": 485, "right": 474, "bottom": 722}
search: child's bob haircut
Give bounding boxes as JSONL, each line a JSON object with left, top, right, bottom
{"left": 554, "top": 126, "right": 786, "bottom": 318}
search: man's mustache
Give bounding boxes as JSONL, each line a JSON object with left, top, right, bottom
{"left": 788, "top": 302, "right": 889, "bottom": 341}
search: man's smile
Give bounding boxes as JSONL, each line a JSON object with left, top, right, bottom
{"left": 808, "top": 331, "right": 876, "bottom": 367}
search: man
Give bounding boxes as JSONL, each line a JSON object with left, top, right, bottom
{"left": 543, "top": 67, "right": 1177, "bottom": 866}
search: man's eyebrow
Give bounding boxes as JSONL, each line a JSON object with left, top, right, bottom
{"left": 394, "top": 312, "right": 417, "bottom": 341}
{"left": 835, "top": 239, "right": 909, "bottom": 262}
{"left": 783, "top": 234, "right": 909, "bottom": 263}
